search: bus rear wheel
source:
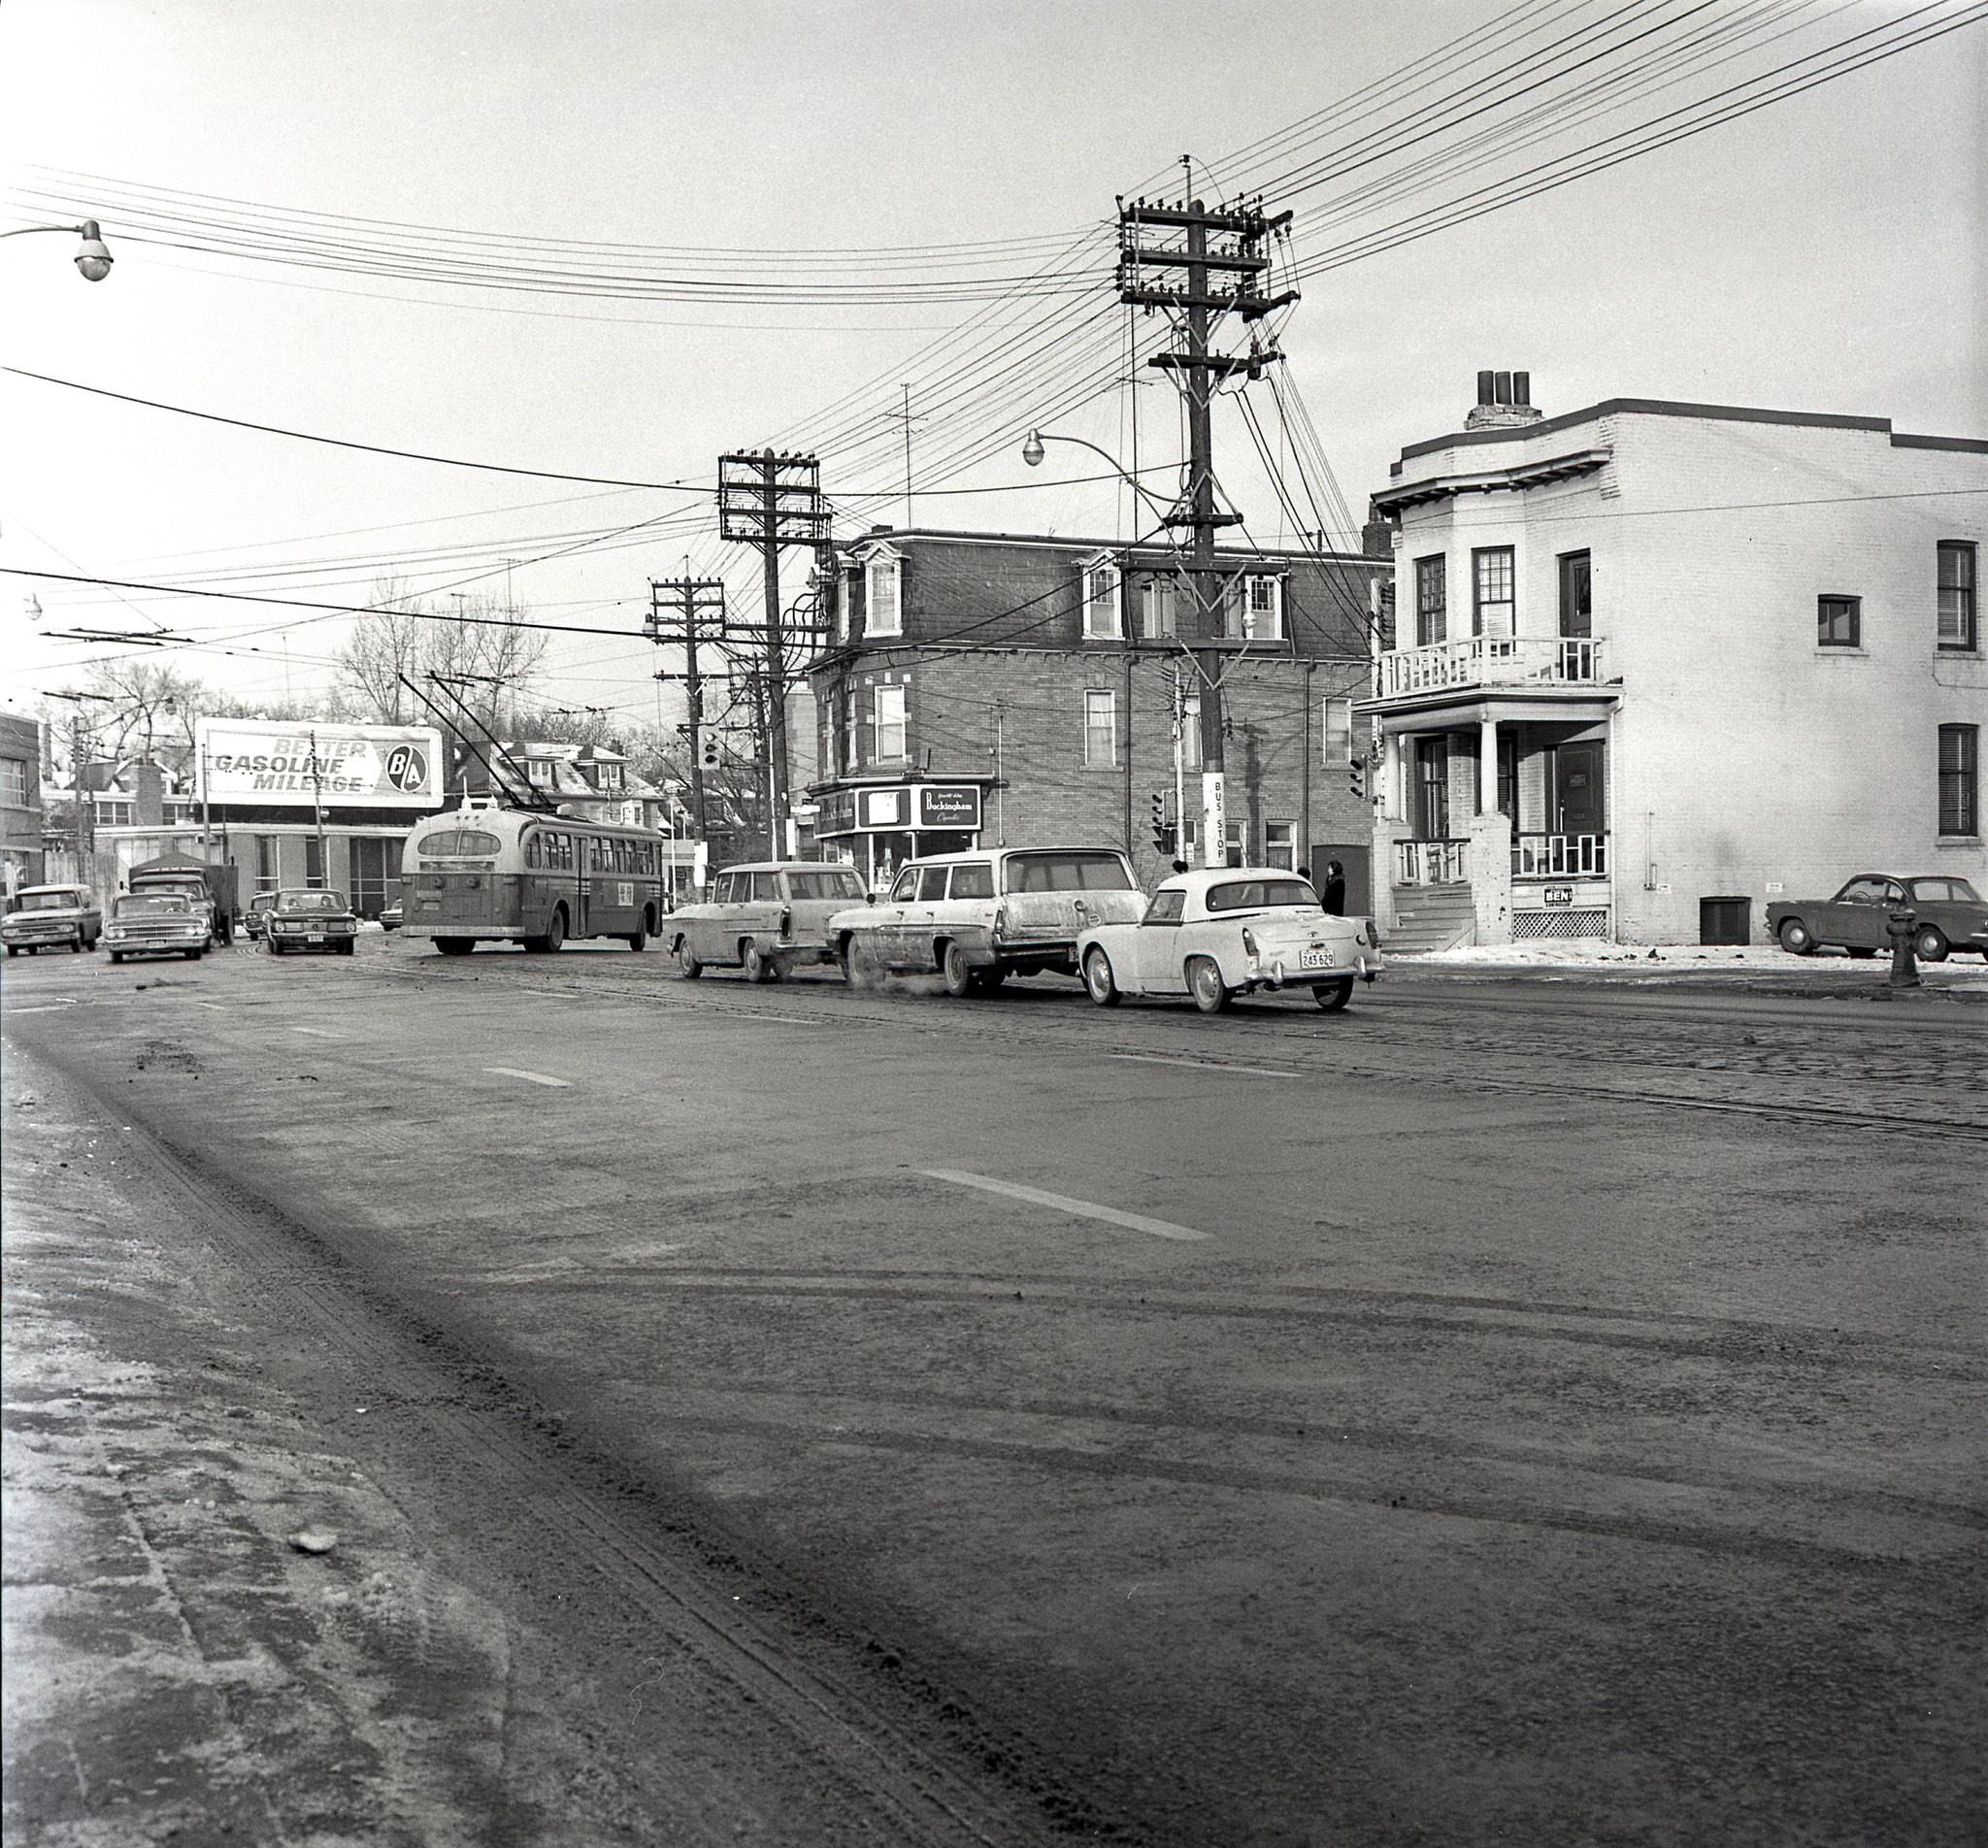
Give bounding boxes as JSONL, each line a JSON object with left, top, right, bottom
{"left": 626, "top": 923, "right": 646, "bottom": 952}
{"left": 435, "top": 938, "right": 476, "bottom": 956}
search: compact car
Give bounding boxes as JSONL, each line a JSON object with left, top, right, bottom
{"left": 2, "top": 884, "right": 102, "bottom": 955}
{"left": 104, "top": 893, "right": 210, "bottom": 963}
{"left": 828, "top": 845, "right": 1143, "bottom": 994}
{"left": 670, "top": 861, "right": 870, "bottom": 981}
{"left": 1077, "top": 868, "right": 1384, "bottom": 1013}
{"left": 265, "top": 888, "right": 360, "bottom": 956}
{"left": 1767, "top": 874, "right": 1988, "bottom": 963}
{"left": 379, "top": 896, "right": 403, "bottom": 932}
{"left": 241, "top": 891, "right": 280, "bottom": 940}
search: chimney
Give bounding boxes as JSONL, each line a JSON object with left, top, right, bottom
{"left": 134, "top": 762, "right": 165, "bottom": 828}
{"left": 1466, "top": 369, "right": 1542, "bottom": 431}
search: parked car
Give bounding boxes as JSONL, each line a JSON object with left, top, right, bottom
{"left": 669, "top": 861, "right": 869, "bottom": 981}
{"left": 2, "top": 883, "right": 102, "bottom": 955}
{"left": 1767, "top": 874, "right": 1988, "bottom": 963}
{"left": 240, "top": 891, "right": 280, "bottom": 940}
{"left": 379, "top": 896, "right": 403, "bottom": 932}
{"left": 104, "top": 893, "right": 210, "bottom": 963}
{"left": 264, "top": 888, "right": 360, "bottom": 956}
{"left": 1077, "top": 868, "right": 1383, "bottom": 1013}
{"left": 829, "top": 845, "right": 1143, "bottom": 994}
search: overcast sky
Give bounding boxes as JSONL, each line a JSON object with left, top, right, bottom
{"left": 2, "top": 0, "right": 1981, "bottom": 733}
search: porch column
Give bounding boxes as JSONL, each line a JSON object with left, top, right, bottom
{"left": 1382, "top": 729, "right": 1403, "bottom": 819}
{"left": 1477, "top": 715, "right": 1499, "bottom": 814}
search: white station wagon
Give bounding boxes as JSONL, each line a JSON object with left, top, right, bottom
{"left": 829, "top": 845, "right": 1143, "bottom": 994}
{"left": 670, "top": 861, "right": 870, "bottom": 981}
{"left": 1076, "top": 867, "right": 1383, "bottom": 1013}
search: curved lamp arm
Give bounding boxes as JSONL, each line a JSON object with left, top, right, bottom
{"left": 1021, "top": 428, "right": 1170, "bottom": 517}
{"left": 1, "top": 219, "right": 114, "bottom": 280}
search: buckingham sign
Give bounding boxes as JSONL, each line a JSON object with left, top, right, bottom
{"left": 196, "top": 720, "right": 445, "bottom": 809}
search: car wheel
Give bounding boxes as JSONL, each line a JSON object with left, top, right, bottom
{"left": 1082, "top": 947, "right": 1121, "bottom": 1007}
{"left": 676, "top": 938, "right": 703, "bottom": 979}
{"left": 1912, "top": 926, "right": 1949, "bottom": 964}
{"left": 941, "top": 940, "right": 975, "bottom": 997}
{"left": 1313, "top": 977, "right": 1355, "bottom": 1012}
{"left": 434, "top": 938, "right": 476, "bottom": 957}
{"left": 744, "top": 940, "right": 778, "bottom": 983}
{"left": 1775, "top": 918, "right": 1814, "bottom": 955}
{"left": 340, "top": 940, "right": 355, "bottom": 955}
{"left": 1846, "top": 947, "right": 1877, "bottom": 959}
{"left": 186, "top": 948, "right": 202, "bottom": 961}
{"left": 109, "top": 951, "right": 122, "bottom": 964}
{"left": 1187, "top": 955, "right": 1230, "bottom": 1014}
{"left": 5, "top": 946, "right": 16, "bottom": 957}
{"left": 70, "top": 940, "right": 83, "bottom": 954}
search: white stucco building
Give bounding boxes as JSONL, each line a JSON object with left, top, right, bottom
{"left": 1360, "top": 377, "right": 1986, "bottom": 947}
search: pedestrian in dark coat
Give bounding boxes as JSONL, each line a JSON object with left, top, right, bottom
{"left": 1320, "top": 860, "right": 1347, "bottom": 915}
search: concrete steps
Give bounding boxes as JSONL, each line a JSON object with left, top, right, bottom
{"left": 1387, "top": 882, "right": 1476, "bottom": 955}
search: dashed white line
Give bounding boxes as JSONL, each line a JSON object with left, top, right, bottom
{"left": 920, "top": 1169, "right": 1210, "bottom": 1242}
{"left": 4, "top": 1002, "right": 82, "bottom": 1015}
{"left": 482, "top": 1066, "right": 573, "bottom": 1089}
{"left": 189, "top": 1000, "right": 227, "bottom": 1011}
{"left": 292, "top": 1026, "right": 343, "bottom": 1039}
{"left": 1111, "top": 1051, "right": 1298, "bottom": 1080}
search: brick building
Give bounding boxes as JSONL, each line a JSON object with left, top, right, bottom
{"left": 0, "top": 713, "right": 46, "bottom": 894}
{"left": 808, "top": 527, "right": 1389, "bottom": 895}
{"left": 1361, "top": 377, "right": 1987, "bottom": 947}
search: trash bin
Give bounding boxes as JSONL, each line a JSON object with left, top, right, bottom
{"left": 1700, "top": 896, "right": 1750, "bottom": 945}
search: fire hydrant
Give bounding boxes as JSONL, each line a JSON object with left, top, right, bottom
{"left": 1886, "top": 908, "right": 1921, "bottom": 988}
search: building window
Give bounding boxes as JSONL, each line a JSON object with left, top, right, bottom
{"left": 1818, "top": 595, "right": 1861, "bottom": 648}
{"left": 1320, "top": 697, "right": 1352, "bottom": 769}
{"left": 874, "top": 685, "right": 907, "bottom": 763}
{"left": 1472, "top": 547, "right": 1514, "bottom": 637}
{"left": 96, "top": 799, "right": 133, "bottom": 827}
{"left": 1081, "top": 556, "right": 1122, "bottom": 640}
{"left": 838, "top": 567, "right": 855, "bottom": 643}
{"left": 0, "top": 757, "right": 27, "bottom": 807}
{"left": 1558, "top": 551, "right": 1592, "bottom": 639}
{"left": 1939, "top": 724, "right": 1978, "bottom": 836}
{"left": 527, "top": 758, "right": 554, "bottom": 786}
{"left": 1220, "top": 574, "right": 1283, "bottom": 641}
{"left": 305, "top": 833, "right": 325, "bottom": 888}
{"left": 1223, "top": 820, "right": 1244, "bottom": 868}
{"left": 1265, "top": 821, "right": 1296, "bottom": 870}
{"left": 1143, "top": 576, "right": 1177, "bottom": 639}
{"left": 1180, "top": 692, "right": 1204, "bottom": 772}
{"left": 865, "top": 551, "right": 902, "bottom": 637}
{"left": 1083, "top": 689, "right": 1116, "bottom": 767}
{"left": 1938, "top": 542, "right": 1977, "bottom": 651}
{"left": 1415, "top": 555, "right": 1446, "bottom": 645}
{"left": 255, "top": 835, "right": 281, "bottom": 893}
{"left": 840, "top": 685, "right": 859, "bottom": 772}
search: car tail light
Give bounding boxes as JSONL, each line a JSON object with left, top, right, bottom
{"left": 992, "top": 900, "right": 1009, "bottom": 942}
{"left": 1241, "top": 926, "right": 1260, "bottom": 958}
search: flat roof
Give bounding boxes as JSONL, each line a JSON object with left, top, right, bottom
{"left": 845, "top": 526, "right": 1378, "bottom": 562}
{"left": 1392, "top": 398, "right": 1988, "bottom": 475}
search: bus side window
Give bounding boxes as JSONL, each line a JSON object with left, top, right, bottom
{"left": 524, "top": 834, "right": 540, "bottom": 870}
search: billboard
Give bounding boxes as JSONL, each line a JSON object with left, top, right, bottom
{"left": 195, "top": 720, "right": 444, "bottom": 810}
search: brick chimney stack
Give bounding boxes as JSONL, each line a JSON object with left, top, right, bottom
{"left": 1465, "top": 369, "right": 1542, "bottom": 431}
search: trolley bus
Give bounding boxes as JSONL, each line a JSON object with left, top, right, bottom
{"left": 400, "top": 804, "right": 669, "bottom": 955}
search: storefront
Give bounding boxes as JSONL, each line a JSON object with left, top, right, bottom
{"left": 812, "top": 780, "right": 988, "bottom": 889}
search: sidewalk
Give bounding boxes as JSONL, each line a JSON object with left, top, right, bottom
{"left": 1387, "top": 938, "right": 1988, "bottom": 999}
{"left": 2, "top": 1044, "right": 511, "bottom": 1848}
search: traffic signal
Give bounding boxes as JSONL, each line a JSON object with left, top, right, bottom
{"left": 698, "top": 732, "right": 722, "bottom": 772}
{"left": 1348, "top": 755, "right": 1366, "bottom": 802}
{"left": 1149, "top": 791, "right": 1175, "bottom": 855}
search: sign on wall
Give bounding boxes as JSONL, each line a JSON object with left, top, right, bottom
{"left": 195, "top": 720, "right": 444, "bottom": 809}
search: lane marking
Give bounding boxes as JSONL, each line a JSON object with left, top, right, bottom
{"left": 4, "top": 1001, "right": 82, "bottom": 1015}
{"left": 190, "top": 1000, "right": 227, "bottom": 1011}
{"left": 921, "top": 1169, "right": 1210, "bottom": 1242}
{"left": 292, "top": 1026, "right": 343, "bottom": 1039}
{"left": 483, "top": 1066, "right": 573, "bottom": 1088}
{"left": 1111, "top": 1051, "right": 1299, "bottom": 1080}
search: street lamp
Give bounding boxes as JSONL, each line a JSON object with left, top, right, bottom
{"left": 1020, "top": 427, "right": 1172, "bottom": 518}
{"left": 0, "top": 218, "right": 114, "bottom": 280}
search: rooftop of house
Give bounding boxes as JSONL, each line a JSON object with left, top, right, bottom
{"left": 843, "top": 525, "right": 1385, "bottom": 564}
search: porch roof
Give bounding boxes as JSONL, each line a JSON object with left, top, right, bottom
{"left": 1358, "top": 689, "right": 1620, "bottom": 734}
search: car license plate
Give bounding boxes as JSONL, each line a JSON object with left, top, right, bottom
{"left": 1299, "top": 946, "right": 1333, "bottom": 971}
{"left": 307, "top": 933, "right": 324, "bottom": 943}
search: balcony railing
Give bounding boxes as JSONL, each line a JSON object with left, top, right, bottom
{"left": 1378, "top": 634, "right": 1603, "bottom": 699}
{"left": 1396, "top": 838, "right": 1469, "bottom": 885}
{"left": 1513, "top": 832, "right": 1608, "bottom": 877}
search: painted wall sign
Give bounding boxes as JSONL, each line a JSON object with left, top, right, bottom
{"left": 1543, "top": 884, "right": 1574, "bottom": 906}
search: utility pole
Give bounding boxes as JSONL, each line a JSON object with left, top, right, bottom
{"left": 1118, "top": 170, "right": 1292, "bottom": 866}
{"left": 306, "top": 727, "right": 327, "bottom": 885}
{"left": 646, "top": 576, "right": 726, "bottom": 843}
{"left": 718, "top": 451, "right": 829, "bottom": 860}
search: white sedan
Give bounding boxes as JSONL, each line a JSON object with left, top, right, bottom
{"left": 1076, "top": 868, "right": 1382, "bottom": 1013}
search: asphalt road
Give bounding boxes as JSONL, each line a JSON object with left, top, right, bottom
{"left": 4, "top": 931, "right": 1983, "bottom": 1846}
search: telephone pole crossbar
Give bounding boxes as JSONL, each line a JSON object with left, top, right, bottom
{"left": 646, "top": 577, "right": 728, "bottom": 842}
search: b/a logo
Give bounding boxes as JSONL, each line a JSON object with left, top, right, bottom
{"left": 383, "top": 744, "right": 429, "bottom": 792}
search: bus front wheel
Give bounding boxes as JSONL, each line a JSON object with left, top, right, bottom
{"left": 527, "top": 908, "right": 567, "bottom": 954}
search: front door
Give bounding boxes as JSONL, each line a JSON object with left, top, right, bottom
{"left": 1552, "top": 741, "right": 1605, "bottom": 840}
{"left": 350, "top": 838, "right": 388, "bottom": 919}
{"left": 1415, "top": 738, "right": 1451, "bottom": 839}
{"left": 1135, "top": 887, "right": 1187, "bottom": 992}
